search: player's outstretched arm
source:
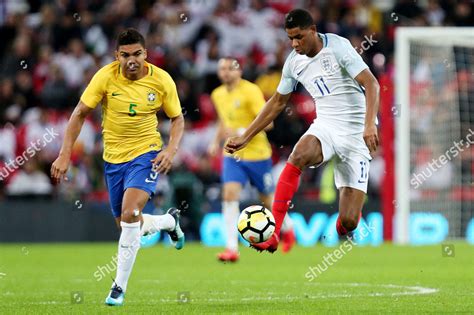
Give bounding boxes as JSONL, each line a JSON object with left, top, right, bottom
{"left": 51, "top": 101, "right": 93, "bottom": 183}
{"left": 152, "top": 114, "right": 184, "bottom": 175}
{"left": 355, "top": 69, "right": 380, "bottom": 154}
{"left": 263, "top": 121, "right": 274, "bottom": 131}
{"left": 208, "top": 121, "right": 225, "bottom": 157}
{"left": 225, "top": 92, "right": 291, "bottom": 154}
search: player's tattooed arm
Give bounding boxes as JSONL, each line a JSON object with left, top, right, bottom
{"left": 355, "top": 69, "right": 380, "bottom": 154}
{"left": 225, "top": 92, "right": 290, "bottom": 154}
{"left": 51, "top": 101, "right": 94, "bottom": 183}
{"left": 152, "top": 114, "right": 184, "bottom": 174}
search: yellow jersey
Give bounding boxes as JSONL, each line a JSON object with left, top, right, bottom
{"left": 255, "top": 71, "right": 282, "bottom": 100}
{"left": 80, "top": 61, "right": 181, "bottom": 163}
{"left": 211, "top": 79, "right": 272, "bottom": 161}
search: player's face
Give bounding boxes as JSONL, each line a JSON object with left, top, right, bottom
{"left": 116, "top": 43, "right": 147, "bottom": 80}
{"left": 286, "top": 26, "right": 317, "bottom": 55}
{"left": 217, "top": 59, "right": 242, "bottom": 85}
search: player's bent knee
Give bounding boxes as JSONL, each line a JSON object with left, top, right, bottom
{"left": 121, "top": 207, "right": 141, "bottom": 223}
{"left": 289, "top": 151, "right": 317, "bottom": 169}
{"left": 289, "top": 136, "right": 324, "bottom": 168}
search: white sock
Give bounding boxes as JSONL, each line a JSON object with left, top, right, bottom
{"left": 222, "top": 201, "right": 240, "bottom": 252}
{"left": 114, "top": 221, "right": 141, "bottom": 292}
{"left": 141, "top": 213, "right": 175, "bottom": 235}
{"left": 281, "top": 213, "right": 294, "bottom": 233}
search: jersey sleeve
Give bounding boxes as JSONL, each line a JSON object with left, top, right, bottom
{"left": 248, "top": 84, "right": 266, "bottom": 116}
{"left": 161, "top": 73, "right": 182, "bottom": 118}
{"left": 333, "top": 37, "right": 369, "bottom": 79}
{"left": 80, "top": 67, "right": 108, "bottom": 108}
{"left": 276, "top": 53, "right": 297, "bottom": 95}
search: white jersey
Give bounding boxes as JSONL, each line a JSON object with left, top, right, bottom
{"left": 277, "top": 33, "right": 370, "bottom": 135}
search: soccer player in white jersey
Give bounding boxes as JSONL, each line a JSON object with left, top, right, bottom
{"left": 225, "top": 8, "right": 379, "bottom": 252}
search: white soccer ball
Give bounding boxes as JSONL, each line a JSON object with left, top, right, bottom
{"left": 237, "top": 205, "right": 275, "bottom": 243}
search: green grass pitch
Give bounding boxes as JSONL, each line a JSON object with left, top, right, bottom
{"left": 0, "top": 242, "right": 473, "bottom": 314}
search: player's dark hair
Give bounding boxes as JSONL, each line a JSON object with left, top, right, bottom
{"left": 284, "top": 9, "right": 314, "bottom": 29}
{"left": 116, "top": 28, "right": 145, "bottom": 49}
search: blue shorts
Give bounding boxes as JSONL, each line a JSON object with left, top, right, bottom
{"left": 221, "top": 156, "right": 274, "bottom": 195}
{"left": 104, "top": 150, "right": 159, "bottom": 218}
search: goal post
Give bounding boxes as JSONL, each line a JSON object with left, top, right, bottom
{"left": 394, "top": 27, "right": 474, "bottom": 244}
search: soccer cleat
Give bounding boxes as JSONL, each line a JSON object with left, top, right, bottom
{"left": 280, "top": 229, "right": 296, "bottom": 253}
{"left": 250, "top": 233, "right": 280, "bottom": 253}
{"left": 105, "top": 283, "right": 124, "bottom": 306}
{"left": 167, "top": 207, "right": 185, "bottom": 250}
{"left": 217, "top": 249, "right": 240, "bottom": 262}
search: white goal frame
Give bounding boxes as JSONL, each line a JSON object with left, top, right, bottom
{"left": 394, "top": 27, "right": 474, "bottom": 244}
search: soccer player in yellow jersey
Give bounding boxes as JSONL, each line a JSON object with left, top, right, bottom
{"left": 51, "top": 29, "right": 185, "bottom": 306}
{"left": 208, "top": 57, "right": 295, "bottom": 262}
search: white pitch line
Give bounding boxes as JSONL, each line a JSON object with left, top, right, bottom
{"left": 8, "top": 282, "right": 439, "bottom": 305}
{"left": 65, "top": 280, "right": 444, "bottom": 298}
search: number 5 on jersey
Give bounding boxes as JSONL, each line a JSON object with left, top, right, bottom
{"left": 129, "top": 103, "right": 138, "bottom": 116}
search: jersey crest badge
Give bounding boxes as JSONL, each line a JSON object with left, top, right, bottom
{"left": 147, "top": 92, "right": 156, "bottom": 102}
{"left": 320, "top": 56, "right": 333, "bottom": 74}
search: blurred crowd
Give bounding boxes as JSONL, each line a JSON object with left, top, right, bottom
{"left": 410, "top": 45, "right": 474, "bottom": 196}
{"left": 0, "top": 0, "right": 473, "bottom": 206}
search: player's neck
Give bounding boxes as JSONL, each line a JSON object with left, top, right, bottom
{"left": 306, "top": 34, "right": 324, "bottom": 58}
{"left": 123, "top": 64, "right": 149, "bottom": 81}
{"left": 225, "top": 78, "right": 241, "bottom": 91}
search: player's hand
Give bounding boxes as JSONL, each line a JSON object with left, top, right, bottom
{"left": 51, "top": 154, "right": 70, "bottom": 183}
{"left": 363, "top": 124, "right": 379, "bottom": 154}
{"left": 151, "top": 148, "right": 175, "bottom": 175}
{"left": 224, "top": 136, "right": 248, "bottom": 154}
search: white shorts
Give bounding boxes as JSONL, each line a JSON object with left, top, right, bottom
{"left": 301, "top": 121, "right": 372, "bottom": 193}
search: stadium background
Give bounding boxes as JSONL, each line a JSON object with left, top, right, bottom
{"left": 0, "top": 0, "right": 472, "bottom": 245}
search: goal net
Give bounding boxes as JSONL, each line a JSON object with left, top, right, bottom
{"left": 395, "top": 27, "right": 474, "bottom": 244}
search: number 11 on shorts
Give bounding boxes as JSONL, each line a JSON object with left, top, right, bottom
{"left": 359, "top": 161, "right": 368, "bottom": 183}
